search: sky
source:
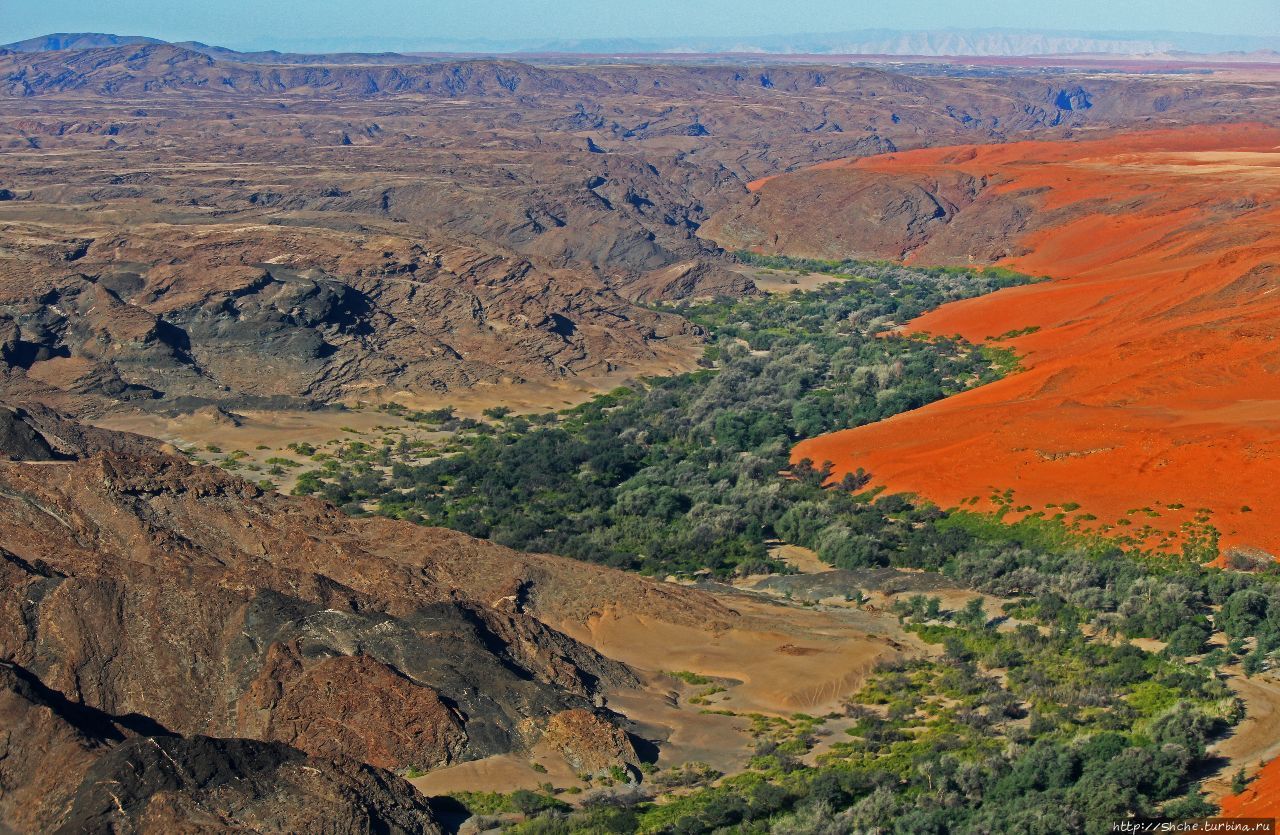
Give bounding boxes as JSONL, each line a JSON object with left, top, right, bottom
{"left": 3, "top": 0, "right": 1277, "bottom": 49}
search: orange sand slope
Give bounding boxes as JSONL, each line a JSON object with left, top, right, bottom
{"left": 792, "top": 125, "right": 1280, "bottom": 554}
{"left": 1222, "top": 757, "right": 1280, "bottom": 819}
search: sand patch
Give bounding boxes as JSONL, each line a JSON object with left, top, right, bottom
{"left": 1207, "top": 671, "right": 1280, "bottom": 805}
{"left": 744, "top": 267, "right": 853, "bottom": 295}
{"left": 408, "top": 743, "right": 581, "bottom": 797}
{"left": 90, "top": 358, "right": 702, "bottom": 493}
{"left": 552, "top": 592, "right": 910, "bottom": 716}
{"left": 769, "top": 543, "right": 831, "bottom": 574}
{"left": 608, "top": 681, "right": 754, "bottom": 775}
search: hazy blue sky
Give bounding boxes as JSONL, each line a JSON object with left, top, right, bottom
{"left": 4, "top": 0, "right": 1277, "bottom": 47}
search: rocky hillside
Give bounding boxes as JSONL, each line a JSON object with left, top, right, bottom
{"left": 1, "top": 660, "right": 444, "bottom": 834}
{"left": 0, "top": 224, "right": 698, "bottom": 413}
{"left": 1, "top": 47, "right": 1276, "bottom": 416}
{"left": 0, "top": 402, "right": 736, "bottom": 832}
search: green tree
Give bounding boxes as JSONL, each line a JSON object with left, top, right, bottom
{"left": 1220, "top": 588, "right": 1269, "bottom": 638}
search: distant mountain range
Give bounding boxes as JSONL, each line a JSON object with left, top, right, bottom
{"left": 0, "top": 32, "right": 424, "bottom": 65}
{"left": 4, "top": 28, "right": 1279, "bottom": 59}
{"left": 384, "top": 28, "right": 1280, "bottom": 57}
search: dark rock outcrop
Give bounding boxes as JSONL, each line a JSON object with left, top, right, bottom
{"left": 0, "top": 405, "right": 61, "bottom": 460}
{"left": 0, "top": 660, "right": 442, "bottom": 834}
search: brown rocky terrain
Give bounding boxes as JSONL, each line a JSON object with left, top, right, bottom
{"left": 0, "top": 660, "right": 443, "bottom": 834}
{"left": 0, "top": 402, "right": 743, "bottom": 830}
{"left": 4, "top": 41, "right": 1280, "bottom": 830}
{"left": 0, "top": 222, "right": 699, "bottom": 412}
{"left": 2, "top": 44, "right": 1277, "bottom": 419}
{"left": 0, "top": 400, "right": 919, "bottom": 829}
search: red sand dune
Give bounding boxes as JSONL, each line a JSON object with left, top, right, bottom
{"left": 1222, "top": 757, "right": 1280, "bottom": 819}
{"left": 788, "top": 125, "right": 1280, "bottom": 554}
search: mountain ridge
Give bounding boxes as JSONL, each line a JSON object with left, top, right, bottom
{"left": 5, "top": 28, "right": 1280, "bottom": 61}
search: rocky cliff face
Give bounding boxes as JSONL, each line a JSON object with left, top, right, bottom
{"left": 0, "top": 403, "right": 736, "bottom": 831}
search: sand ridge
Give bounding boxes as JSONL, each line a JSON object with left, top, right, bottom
{"left": 1221, "top": 756, "right": 1280, "bottom": 819}
{"left": 784, "top": 124, "right": 1280, "bottom": 555}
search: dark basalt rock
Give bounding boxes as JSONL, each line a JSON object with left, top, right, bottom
{"left": 0, "top": 406, "right": 63, "bottom": 460}
{"left": 59, "top": 735, "right": 441, "bottom": 835}
{"left": 0, "top": 659, "right": 441, "bottom": 834}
